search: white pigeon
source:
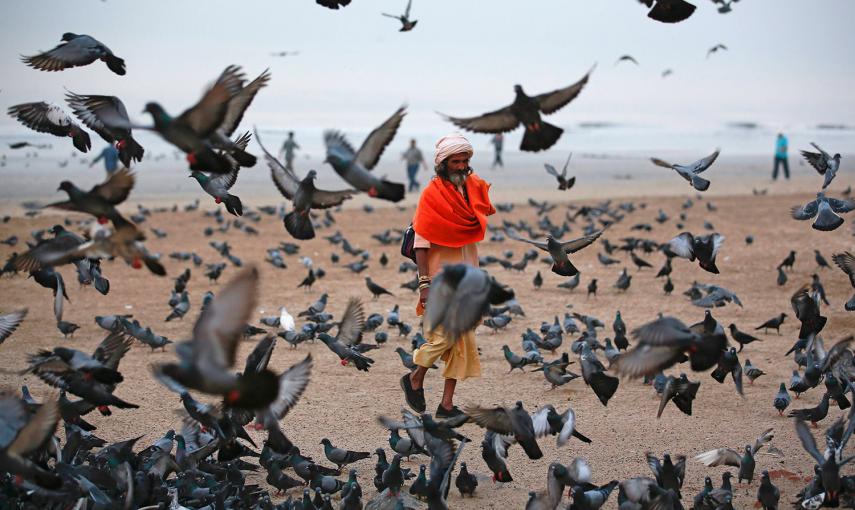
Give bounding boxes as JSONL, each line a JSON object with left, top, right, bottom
{"left": 279, "top": 306, "right": 295, "bottom": 332}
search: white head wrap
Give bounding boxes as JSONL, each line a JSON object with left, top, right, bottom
{"left": 434, "top": 133, "right": 473, "bottom": 166}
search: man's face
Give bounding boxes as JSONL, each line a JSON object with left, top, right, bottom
{"left": 446, "top": 153, "right": 471, "bottom": 173}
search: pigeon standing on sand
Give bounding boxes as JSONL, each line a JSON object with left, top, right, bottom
{"left": 651, "top": 149, "right": 719, "bottom": 191}
{"left": 801, "top": 143, "right": 841, "bottom": 189}
{"left": 22, "top": 33, "right": 126, "bottom": 75}
{"left": 324, "top": 106, "right": 407, "bottom": 202}
{"left": 365, "top": 277, "right": 394, "bottom": 299}
{"left": 440, "top": 69, "right": 593, "bottom": 152}
{"left": 8, "top": 102, "right": 91, "bottom": 153}
{"left": 773, "top": 383, "right": 791, "bottom": 415}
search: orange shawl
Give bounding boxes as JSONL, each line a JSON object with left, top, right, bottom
{"left": 413, "top": 173, "right": 495, "bottom": 247}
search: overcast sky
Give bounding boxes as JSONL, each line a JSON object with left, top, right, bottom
{"left": 1, "top": 0, "right": 854, "bottom": 141}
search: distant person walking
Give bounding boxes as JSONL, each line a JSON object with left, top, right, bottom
{"left": 402, "top": 138, "right": 428, "bottom": 192}
{"left": 491, "top": 133, "right": 504, "bottom": 169}
{"left": 90, "top": 144, "right": 119, "bottom": 173}
{"left": 773, "top": 132, "right": 790, "bottom": 180}
{"left": 279, "top": 131, "right": 300, "bottom": 170}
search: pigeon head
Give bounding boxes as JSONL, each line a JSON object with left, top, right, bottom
{"left": 57, "top": 181, "right": 74, "bottom": 193}
{"left": 320, "top": 438, "right": 330, "bottom": 445}
{"left": 513, "top": 84, "right": 524, "bottom": 95}
{"left": 189, "top": 171, "right": 207, "bottom": 183}
{"left": 305, "top": 169, "right": 318, "bottom": 180}
{"left": 61, "top": 33, "right": 78, "bottom": 41}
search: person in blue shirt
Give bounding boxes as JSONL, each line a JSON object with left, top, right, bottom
{"left": 90, "top": 144, "right": 119, "bottom": 173}
{"left": 773, "top": 133, "right": 789, "bottom": 180}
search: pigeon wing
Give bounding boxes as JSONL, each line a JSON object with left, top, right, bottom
{"left": 8, "top": 102, "right": 73, "bottom": 137}
{"left": 267, "top": 354, "right": 312, "bottom": 420}
{"left": 695, "top": 448, "right": 741, "bottom": 467}
{"left": 832, "top": 252, "right": 855, "bottom": 287}
{"left": 89, "top": 168, "right": 134, "bottom": 205}
{"left": 791, "top": 199, "right": 819, "bottom": 220}
{"left": 256, "top": 129, "right": 299, "bottom": 200}
{"left": 218, "top": 69, "right": 270, "bottom": 136}
{"left": 355, "top": 105, "right": 406, "bottom": 170}
{"left": 828, "top": 197, "right": 855, "bottom": 213}
{"left": 0, "top": 309, "right": 27, "bottom": 345}
{"left": 192, "top": 267, "right": 258, "bottom": 370}
{"left": 801, "top": 150, "right": 828, "bottom": 174}
{"left": 335, "top": 298, "right": 366, "bottom": 345}
{"left": 534, "top": 69, "right": 593, "bottom": 115}
{"left": 65, "top": 93, "right": 132, "bottom": 139}
{"left": 440, "top": 106, "right": 519, "bottom": 134}
{"left": 465, "top": 406, "right": 514, "bottom": 434}
{"left": 560, "top": 230, "right": 604, "bottom": 253}
{"left": 688, "top": 149, "right": 720, "bottom": 174}
{"left": 177, "top": 65, "right": 245, "bottom": 137}
{"left": 21, "top": 40, "right": 95, "bottom": 71}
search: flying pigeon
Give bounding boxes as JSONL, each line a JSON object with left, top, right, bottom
{"left": 324, "top": 106, "right": 407, "bottom": 202}
{"left": 65, "top": 92, "right": 144, "bottom": 166}
{"left": 440, "top": 68, "right": 593, "bottom": 152}
{"left": 651, "top": 149, "right": 719, "bottom": 191}
{"left": 22, "top": 33, "right": 125, "bottom": 75}
{"left": 382, "top": 0, "right": 418, "bottom": 31}
{"left": 7, "top": 102, "right": 91, "bottom": 153}
{"left": 257, "top": 130, "right": 355, "bottom": 239}
{"left": 801, "top": 143, "right": 841, "bottom": 189}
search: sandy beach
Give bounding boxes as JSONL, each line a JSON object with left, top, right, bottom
{"left": 2, "top": 174, "right": 854, "bottom": 507}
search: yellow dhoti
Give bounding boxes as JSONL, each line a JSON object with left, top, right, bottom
{"left": 413, "top": 325, "right": 481, "bottom": 381}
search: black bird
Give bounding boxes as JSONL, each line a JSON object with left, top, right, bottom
{"left": 667, "top": 232, "right": 725, "bottom": 273}
{"left": 580, "top": 345, "right": 620, "bottom": 406}
{"left": 455, "top": 461, "right": 478, "bottom": 497}
{"left": 297, "top": 268, "right": 316, "bottom": 290}
{"left": 791, "top": 284, "right": 827, "bottom": 339}
{"left": 663, "top": 276, "right": 674, "bottom": 295}
{"left": 638, "top": 0, "right": 697, "bottom": 23}
{"left": 587, "top": 278, "right": 598, "bottom": 297}
{"left": 544, "top": 153, "right": 576, "bottom": 190}
{"left": 365, "top": 277, "right": 394, "bottom": 299}
{"left": 317, "top": 0, "right": 351, "bottom": 8}
{"left": 815, "top": 250, "right": 831, "bottom": 270}
{"left": 755, "top": 313, "right": 786, "bottom": 335}
{"left": 728, "top": 324, "right": 761, "bottom": 352}
{"left": 259, "top": 131, "right": 354, "bottom": 240}
{"left": 440, "top": 69, "right": 593, "bottom": 152}
{"left": 779, "top": 250, "right": 796, "bottom": 271}
{"left": 532, "top": 270, "right": 543, "bottom": 289}
{"left": 22, "top": 33, "right": 125, "bottom": 75}
{"left": 630, "top": 251, "right": 653, "bottom": 271}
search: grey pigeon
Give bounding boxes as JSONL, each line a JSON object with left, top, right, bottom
{"left": 651, "top": 149, "right": 719, "bottom": 191}
{"left": 801, "top": 143, "right": 841, "bottom": 189}
{"left": 791, "top": 192, "right": 855, "bottom": 232}
{"left": 8, "top": 102, "right": 91, "bottom": 153}
{"left": 22, "top": 33, "right": 125, "bottom": 75}
{"left": 324, "top": 106, "right": 407, "bottom": 202}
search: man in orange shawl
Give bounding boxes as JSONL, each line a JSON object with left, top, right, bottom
{"left": 400, "top": 133, "right": 495, "bottom": 419}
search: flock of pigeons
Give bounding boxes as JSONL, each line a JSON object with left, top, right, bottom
{"left": 1, "top": 3, "right": 853, "bottom": 510}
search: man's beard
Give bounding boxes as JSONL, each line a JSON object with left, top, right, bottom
{"left": 447, "top": 167, "right": 471, "bottom": 187}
